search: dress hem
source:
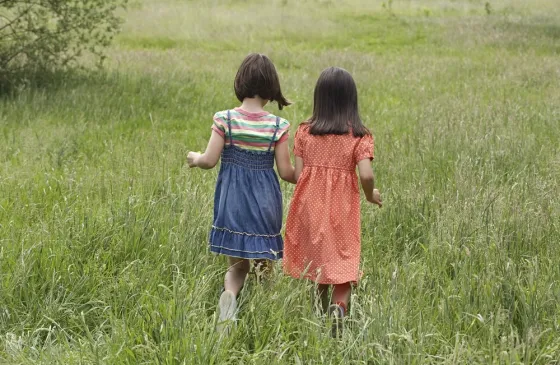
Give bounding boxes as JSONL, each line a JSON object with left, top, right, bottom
{"left": 283, "top": 270, "right": 359, "bottom": 285}
{"left": 210, "top": 245, "right": 283, "bottom": 260}
{"left": 209, "top": 227, "right": 283, "bottom": 260}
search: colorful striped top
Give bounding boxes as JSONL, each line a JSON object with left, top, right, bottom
{"left": 212, "top": 108, "right": 290, "bottom": 151}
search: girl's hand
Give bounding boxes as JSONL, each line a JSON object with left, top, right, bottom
{"left": 369, "top": 189, "right": 382, "bottom": 207}
{"left": 187, "top": 151, "right": 201, "bottom": 168}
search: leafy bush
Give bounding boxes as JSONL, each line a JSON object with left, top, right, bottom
{"left": 0, "top": 0, "right": 127, "bottom": 87}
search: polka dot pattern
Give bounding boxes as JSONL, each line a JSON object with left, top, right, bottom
{"left": 283, "top": 125, "right": 374, "bottom": 284}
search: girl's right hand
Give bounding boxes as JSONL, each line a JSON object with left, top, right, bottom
{"left": 187, "top": 151, "right": 200, "bottom": 168}
{"left": 368, "top": 189, "right": 382, "bottom": 207}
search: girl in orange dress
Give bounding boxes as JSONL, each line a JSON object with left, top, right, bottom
{"left": 283, "top": 67, "right": 382, "bottom": 336}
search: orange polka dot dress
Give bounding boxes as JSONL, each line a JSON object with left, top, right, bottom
{"left": 283, "top": 124, "right": 374, "bottom": 284}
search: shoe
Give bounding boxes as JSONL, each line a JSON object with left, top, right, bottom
{"left": 216, "top": 290, "right": 237, "bottom": 335}
{"left": 328, "top": 304, "right": 344, "bottom": 338}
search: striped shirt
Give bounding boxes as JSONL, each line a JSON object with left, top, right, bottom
{"left": 212, "top": 108, "right": 290, "bottom": 151}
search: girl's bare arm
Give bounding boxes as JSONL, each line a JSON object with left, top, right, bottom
{"left": 187, "top": 130, "right": 224, "bottom": 169}
{"left": 275, "top": 141, "right": 297, "bottom": 184}
{"left": 357, "top": 159, "right": 382, "bottom": 207}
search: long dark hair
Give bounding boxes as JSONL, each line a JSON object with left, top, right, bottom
{"left": 308, "top": 67, "right": 369, "bottom": 137}
{"left": 234, "top": 53, "right": 291, "bottom": 110}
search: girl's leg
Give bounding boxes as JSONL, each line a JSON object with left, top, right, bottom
{"left": 224, "top": 257, "right": 250, "bottom": 296}
{"left": 217, "top": 257, "right": 250, "bottom": 335}
{"left": 328, "top": 282, "right": 351, "bottom": 338}
{"left": 331, "top": 282, "right": 351, "bottom": 313}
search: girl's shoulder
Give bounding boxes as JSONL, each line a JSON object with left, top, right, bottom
{"left": 267, "top": 113, "right": 290, "bottom": 130}
{"left": 296, "top": 121, "right": 311, "bottom": 133}
{"left": 295, "top": 122, "right": 373, "bottom": 144}
{"left": 213, "top": 109, "right": 231, "bottom": 121}
{"left": 214, "top": 109, "right": 290, "bottom": 125}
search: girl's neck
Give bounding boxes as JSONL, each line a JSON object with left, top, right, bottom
{"left": 240, "top": 97, "right": 267, "bottom": 113}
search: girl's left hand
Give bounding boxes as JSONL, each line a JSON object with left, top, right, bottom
{"left": 187, "top": 151, "right": 200, "bottom": 168}
{"left": 370, "top": 189, "right": 382, "bottom": 207}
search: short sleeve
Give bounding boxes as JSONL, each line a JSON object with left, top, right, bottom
{"left": 211, "top": 112, "right": 226, "bottom": 138}
{"left": 277, "top": 130, "right": 289, "bottom": 144}
{"left": 354, "top": 134, "right": 374, "bottom": 162}
{"left": 276, "top": 118, "right": 290, "bottom": 144}
{"left": 293, "top": 125, "right": 307, "bottom": 157}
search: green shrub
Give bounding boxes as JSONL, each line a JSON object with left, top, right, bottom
{"left": 0, "top": 0, "right": 127, "bottom": 88}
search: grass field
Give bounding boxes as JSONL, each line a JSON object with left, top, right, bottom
{"left": 1, "top": 0, "right": 560, "bottom": 363}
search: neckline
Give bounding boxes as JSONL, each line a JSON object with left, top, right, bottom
{"left": 234, "top": 107, "right": 270, "bottom": 118}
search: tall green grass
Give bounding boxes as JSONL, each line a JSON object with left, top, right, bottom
{"left": 1, "top": 0, "right": 559, "bottom": 363}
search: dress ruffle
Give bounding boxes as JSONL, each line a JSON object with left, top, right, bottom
{"left": 210, "top": 227, "right": 283, "bottom": 260}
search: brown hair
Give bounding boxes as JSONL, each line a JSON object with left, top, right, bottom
{"left": 234, "top": 53, "right": 291, "bottom": 110}
{"left": 308, "top": 67, "right": 370, "bottom": 137}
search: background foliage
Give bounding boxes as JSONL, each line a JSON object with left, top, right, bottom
{"left": 0, "top": 0, "right": 126, "bottom": 88}
{"left": 0, "top": 0, "right": 559, "bottom": 363}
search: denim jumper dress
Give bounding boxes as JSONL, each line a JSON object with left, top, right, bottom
{"left": 209, "top": 110, "right": 284, "bottom": 260}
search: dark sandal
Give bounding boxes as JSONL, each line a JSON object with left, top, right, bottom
{"left": 327, "top": 304, "right": 345, "bottom": 338}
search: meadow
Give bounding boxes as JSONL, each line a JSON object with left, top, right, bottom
{"left": 1, "top": 0, "right": 559, "bottom": 363}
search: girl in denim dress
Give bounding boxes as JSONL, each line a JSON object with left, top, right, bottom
{"left": 187, "top": 53, "right": 295, "bottom": 334}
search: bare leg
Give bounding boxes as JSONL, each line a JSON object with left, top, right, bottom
{"left": 224, "top": 257, "right": 250, "bottom": 296}
{"left": 329, "top": 282, "right": 351, "bottom": 338}
{"left": 217, "top": 257, "right": 250, "bottom": 335}
{"left": 331, "top": 282, "right": 351, "bottom": 311}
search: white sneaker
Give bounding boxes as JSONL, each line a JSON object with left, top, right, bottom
{"left": 216, "top": 290, "right": 237, "bottom": 335}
